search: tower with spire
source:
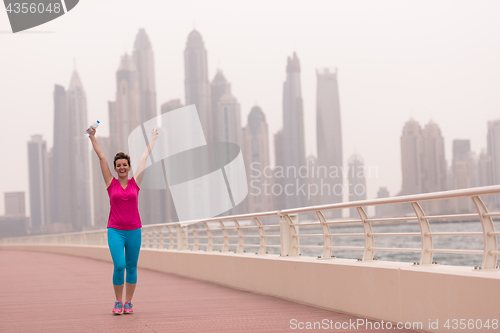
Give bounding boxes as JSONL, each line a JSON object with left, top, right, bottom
{"left": 316, "top": 67, "right": 343, "bottom": 216}
{"left": 51, "top": 69, "right": 91, "bottom": 231}
{"left": 109, "top": 53, "right": 140, "bottom": 155}
{"left": 184, "top": 30, "right": 212, "bottom": 143}
{"left": 280, "top": 52, "right": 306, "bottom": 209}
{"left": 243, "top": 106, "right": 272, "bottom": 213}
{"left": 133, "top": 28, "right": 157, "bottom": 124}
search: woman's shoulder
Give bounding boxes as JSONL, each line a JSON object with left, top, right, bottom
{"left": 130, "top": 177, "right": 140, "bottom": 189}
{"left": 107, "top": 177, "right": 117, "bottom": 189}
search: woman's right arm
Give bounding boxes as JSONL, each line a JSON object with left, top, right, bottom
{"left": 88, "top": 128, "right": 113, "bottom": 188}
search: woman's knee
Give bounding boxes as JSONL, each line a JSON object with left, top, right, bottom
{"left": 114, "top": 262, "right": 126, "bottom": 273}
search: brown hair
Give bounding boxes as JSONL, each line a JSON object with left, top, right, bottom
{"left": 113, "top": 152, "right": 131, "bottom": 168}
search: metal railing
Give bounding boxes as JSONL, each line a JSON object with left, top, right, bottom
{"left": 2, "top": 185, "right": 500, "bottom": 270}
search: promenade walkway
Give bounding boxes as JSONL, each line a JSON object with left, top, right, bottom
{"left": 0, "top": 250, "right": 421, "bottom": 332}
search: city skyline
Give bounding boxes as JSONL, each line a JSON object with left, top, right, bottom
{"left": 2, "top": 1, "right": 500, "bottom": 216}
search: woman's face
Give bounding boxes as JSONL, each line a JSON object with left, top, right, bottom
{"left": 114, "top": 159, "right": 131, "bottom": 177}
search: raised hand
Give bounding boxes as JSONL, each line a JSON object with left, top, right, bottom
{"left": 151, "top": 128, "right": 159, "bottom": 140}
{"left": 88, "top": 127, "right": 96, "bottom": 138}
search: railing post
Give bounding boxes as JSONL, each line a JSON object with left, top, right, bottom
{"left": 233, "top": 219, "right": 245, "bottom": 253}
{"left": 157, "top": 227, "right": 165, "bottom": 249}
{"left": 219, "top": 221, "right": 229, "bottom": 252}
{"left": 203, "top": 222, "right": 213, "bottom": 251}
{"left": 152, "top": 227, "right": 158, "bottom": 249}
{"left": 357, "top": 207, "right": 374, "bottom": 261}
{"left": 164, "top": 226, "right": 173, "bottom": 249}
{"left": 316, "top": 210, "right": 332, "bottom": 259}
{"left": 176, "top": 225, "right": 188, "bottom": 250}
{"left": 280, "top": 213, "right": 299, "bottom": 257}
{"left": 191, "top": 225, "right": 199, "bottom": 251}
{"left": 412, "top": 201, "right": 433, "bottom": 265}
{"left": 254, "top": 217, "right": 267, "bottom": 255}
{"left": 471, "top": 196, "right": 498, "bottom": 270}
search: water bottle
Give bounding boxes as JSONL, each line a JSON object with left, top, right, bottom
{"left": 85, "top": 120, "right": 100, "bottom": 137}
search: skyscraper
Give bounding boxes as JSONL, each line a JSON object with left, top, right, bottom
{"left": 422, "top": 121, "right": 447, "bottom": 194}
{"left": 375, "top": 187, "right": 392, "bottom": 217}
{"left": 214, "top": 92, "right": 242, "bottom": 146}
{"left": 421, "top": 121, "right": 447, "bottom": 214}
{"left": 161, "top": 99, "right": 184, "bottom": 114}
{"left": 109, "top": 53, "right": 141, "bottom": 155}
{"left": 5, "top": 192, "right": 26, "bottom": 216}
{"left": 159, "top": 101, "right": 184, "bottom": 222}
{"left": 400, "top": 119, "right": 447, "bottom": 214}
{"left": 477, "top": 149, "right": 493, "bottom": 187}
{"left": 0, "top": 192, "right": 28, "bottom": 238}
{"left": 273, "top": 129, "right": 285, "bottom": 209}
{"left": 281, "top": 52, "right": 306, "bottom": 209}
{"left": 51, "top": 84, "right": 72, "bottom": 227}
{"left": 67, "top": 70, "right": 91, "bottom": 230}
{"left": 49, "top": 70, "right": 92, "bottom": 231}
{"left": 132, "top": 29, "right": 163, "bottom": 226}
{"left": 452, "top": 139, "right": 473, "bottom": 212}
{"left": 348, "top": 154, "right": 367, "bottom": 217}
{"left": 133, "top": 28, "right": 157, "bottom": 124}
{"left": 243, "top": 106, "right": 271, "bottom": 213}
{"left": 400, "top": 119, "right": 423, "bottom": 196}
{"left": 27, "top": 135, "right": 50, "bottom": 232}
{"left": 211, "top": 70, "right": 231, "bottom": 127}
{"left": 316, "top": 68, "right": 343, "bottom": 216}
{"left": 184, "top": 30, "right": 212, "bottom": 143}
{"left": 487, "top": 119, "right": 500, "bottom": 206}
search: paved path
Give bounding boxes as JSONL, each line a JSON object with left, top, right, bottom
{"left": 0, "top": 250, "right": 422, "bottom": 332}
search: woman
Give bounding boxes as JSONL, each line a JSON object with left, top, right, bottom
{"left": 88, "top": 127, "right": 158, "bottom": 315}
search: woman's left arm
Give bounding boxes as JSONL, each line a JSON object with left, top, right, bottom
{"left": 134, "top": 128, "right": 159, "bottom": 187}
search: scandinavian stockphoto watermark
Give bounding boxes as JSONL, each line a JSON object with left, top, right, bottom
{"left": 4, "top": 0, "right": 79, "bottom": 33}
{"left": 249, "top": 161, "right": 379, "bottom": 200}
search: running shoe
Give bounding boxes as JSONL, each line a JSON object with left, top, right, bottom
{"left": 112, "top": 300, "right": 123, "bottom": 315}
{"left": 123, "top": 301, "right": 133, "bottom": 314}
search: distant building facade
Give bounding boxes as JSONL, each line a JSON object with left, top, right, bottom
{"left": 487, "top": 119, "right": 500, "bottom": 206}
{"left": 184, "top": 30, "right": 212, "bottom": 143}
{"left": 279, "top": 53, "right": 306, "bottom": 210}
{"left": 348, "top": 154, "right": 367, "bottom": 217}
{"left": 27, "top": 135, "right": 50, "bottom": 232}
{"left": 243, "top": 106, "right": 272, "bottom": 213}
{"left": 316, "top": 68, "right": 343, "bottom": 217}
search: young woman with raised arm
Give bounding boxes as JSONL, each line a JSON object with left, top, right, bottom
{"left": 88, "top": 127, "right": 158, "bottom": 315}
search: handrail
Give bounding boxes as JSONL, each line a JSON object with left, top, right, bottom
{"left": 1, "top": 185, "right": 500, "bottom": 270}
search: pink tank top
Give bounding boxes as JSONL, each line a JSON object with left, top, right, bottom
{"left": 107, "top": 177, "right": 142, "bottom": 230}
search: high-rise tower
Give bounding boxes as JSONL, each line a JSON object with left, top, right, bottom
{"left": 184, "top": 30, "right": 212, "bottom": 142}
{"left": 421, "top": 121, "right": 447, "bottom": 193}
{"left": 51, "top": 70, "right": 91, "bottom": 231}
{"left": 316, "top": 68, "right": 343, "bottom": 216}
{"left": 28, "top": 135, "right": 51, "bottom": 232}
{"left": 487, "top": 119, "right": 500, "bottom": 206}
{"left": 348, "top": 154, "right": 367, "bottom": 217}
{"left": 214, "top": 93, "right": 242, "bottom": 146}
{"left": 67, "top": 70, "right": 91, "bottom": 230}
{"left": 281, "top": 52, "right": 306, "bottom": 209}
{"left": 51, "top": 84, "right": 72, "bottom": 227}
{"left": 109, "top": 53, "right": 140, "bottom": 155}
{"left": 451, "top": 139, "right": 473, "bottom": 212}
{"left": 243, "top": 106, "right": 271, "bottom": 213}
{"left": 400, "top": 119, "right": 423, "bottom": 196}
{"left": 133, "top": 28, "right": 157, "bottom": 124}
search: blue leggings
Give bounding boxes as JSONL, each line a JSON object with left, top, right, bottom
{"left": 107, "top": 227, "right": 142, "bottom": 285}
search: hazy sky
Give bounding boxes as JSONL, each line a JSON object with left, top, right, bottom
{"left": 1, "top": 0, "right": 500, "bottom": 216}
